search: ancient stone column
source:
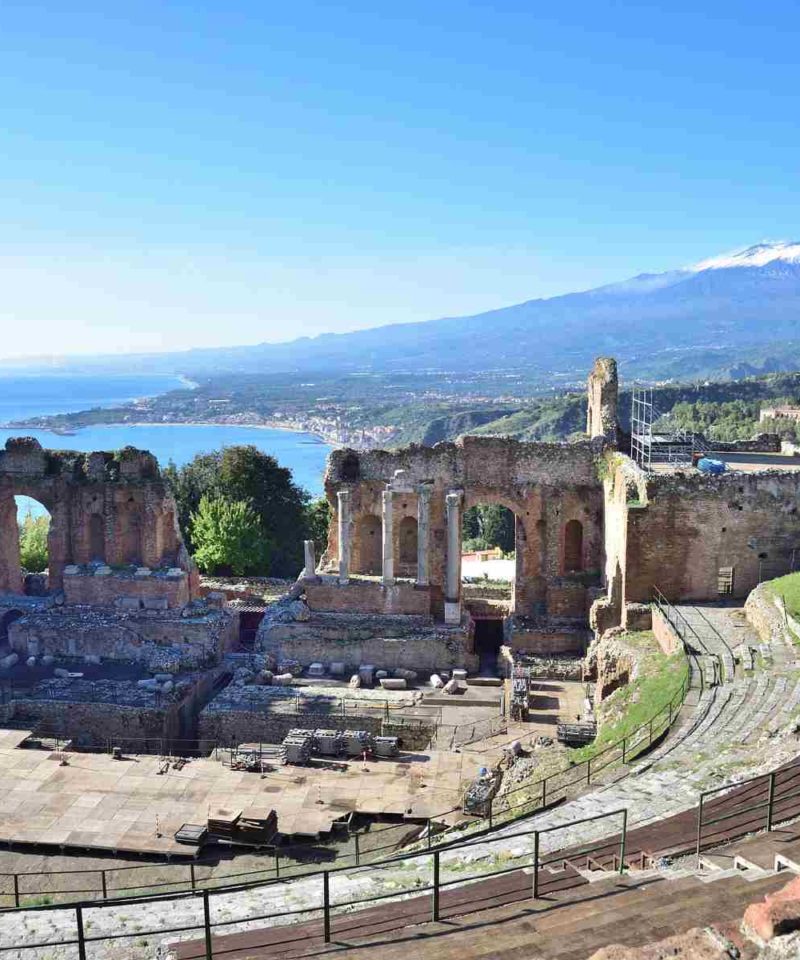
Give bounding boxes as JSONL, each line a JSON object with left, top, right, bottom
{"left": 303, "top": 539, "right": 316, "bottom": 579}
{"left": 337, "top": 490, "right": 352, "bottom": 584}
{"left": 445, "top": 490, "right": 463, "bottom": 622}
{"left": 416, "top": 485, "right": 431, "bottom": 587}
{"left": 381, "top": 488, "right": 395, "bottom": 585}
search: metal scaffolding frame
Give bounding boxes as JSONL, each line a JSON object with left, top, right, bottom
{"left": 630, "top": 385, "right": 698, "bottom": 470}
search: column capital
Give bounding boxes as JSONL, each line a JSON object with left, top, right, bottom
{"left": 337, "top": 488, "right": 352, "bottom": 503}
{"left": 445, "top": 489, "right": 464, "bottom": 507}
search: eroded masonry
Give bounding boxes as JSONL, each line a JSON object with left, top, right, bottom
{"left": 262, "top": 356, "right": 800, "bottom": 676}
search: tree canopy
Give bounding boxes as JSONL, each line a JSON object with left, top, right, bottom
{"left": 164, "top": 445, "right": 314, "bottom": 577}
{"left": 462, "top": 503, "right": 515, "bottom": 554}
{"left": 190, "top": 496, "right": 271, "bottom": 576}
{"left": 18, "top": 511, "right": 49, "bottom": 572}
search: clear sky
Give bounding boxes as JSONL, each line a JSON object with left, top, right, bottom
{"left": 1, "top": 1, "right": 799, "bottom": 360}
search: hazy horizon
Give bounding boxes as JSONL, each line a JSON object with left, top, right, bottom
{"left": 2, "top": 2, "right": 800, "bottom": 361}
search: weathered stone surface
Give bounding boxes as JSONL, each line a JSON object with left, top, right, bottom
{"left": 743, "top": 876, "right": 800, "bottom": 942}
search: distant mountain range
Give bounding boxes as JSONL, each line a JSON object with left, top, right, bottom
{"left": 7, "top": 242, "right": 800, "bottom": 384}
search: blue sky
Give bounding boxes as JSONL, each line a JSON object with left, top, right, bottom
{"left": 1, "top": 1, "right": 799, "bottom": 359}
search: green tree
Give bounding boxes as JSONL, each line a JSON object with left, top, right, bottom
{"left": 18, "top": 512, "right": 49, "bottom": 572}
{"left": 190, "top": 496, "right": 271, "bottom": 576}
{"left": 164, "top": 445, "right": 310, "bottom": 577}
{"left": 305, "top": 497, "right": 331, "bottom": 558}
{"left": 461, "top": 504, "right": 515, "bottom": 553}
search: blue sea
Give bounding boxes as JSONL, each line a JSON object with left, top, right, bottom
{"left": 0, "top": 375, "right": 331, "bottom": 514}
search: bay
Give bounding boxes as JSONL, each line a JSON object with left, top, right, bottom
{"left": 0, "top": 375, "right": 332, "bottom": 518}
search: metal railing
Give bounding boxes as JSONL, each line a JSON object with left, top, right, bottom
{"left": 695, "top": 761, "right": 800, "bottom": 865}
{"left": 652, "top": 586, "right": 715, "bottom": 688}
{"left": 0, "top": 808, "right": 629, "bottom": 956}
{"left": 486, "top": 665, "right": 690, "bottom": 827}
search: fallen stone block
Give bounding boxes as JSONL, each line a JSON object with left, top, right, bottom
{"left": 375, "top": 669, "right": 388, "bottom": 680}
{"left": 393, "top": 668, "right": 417, "bottom": 682}
{"left": 380, "top": 677, "right": 407, "bottom": 690}
{"left": 54, "top": 666, "right": 71, "bottom": 678}
{"left": 134, "top": 567, "right": 152, "bottom": 578}
{"left": 116, "top": 597, "right": 142, "bottom": 611}
{"left": 349, "top": 674, "right": 361, "bottom": 689}
{"left": 452, "top": 668, "right": 468, "bottom": 681}
{"left": 83, "top": 654, "right": 101, "bottom": 665}
{"left": 307, "top": 662, "right": 326, "bottom": 678}
{"left": 329, "top": 661, "right": 346, "bottom": 677}
{"left": 358, "top": 664, "right": 375, "bottom": 686}
{"left": 41, "top": 654, "right": 55, "bottom": 666}
{"left": 273, "top": 673, "right": 294, "bottom": 686}
{"left": 430, "top": 673, "right": 444, "bottom": 688}
{"left": 443, "top": 678, "right": 462, "bottom": 695}
{"left": 143, "top": 596, "right": 169, "bottom": 611}
{"left": 94, "top": 566, "right": 112, "bottom": 577}
{"left": 25, "top": 656, "right": 36, "bottom": 668}
{"left": 63, "top": 565, "right": 81, "bottom": 576}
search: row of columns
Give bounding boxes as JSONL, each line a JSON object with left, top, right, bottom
{"left": 335, "top": 484, "right": 458, "bottom": 596}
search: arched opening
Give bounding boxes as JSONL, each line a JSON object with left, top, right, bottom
{"left": 15, "top": 496, "right": 51, "bottom": 595}
{"left": 89, "top": 513, "right": 105, "bottom": 562}
{"left": 353, "top": 514, "right": 381, "bottom": 575}
{"left": 120, "top": 497, "right": 142, "bottom": 564}
{"left": 563, "top": 519, "right": 584, "bottom": 573}
{"left": 461, "top": 503, "right": 516, "bottom": 581}
{"left": 397, "top": 515, "right": 418, "bottom": 577}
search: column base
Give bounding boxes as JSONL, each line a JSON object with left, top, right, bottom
{"left": 382, "top": 577, "right": 396, "bottom": 587}
{"left": 444, "top": 601, "right": 462, "bottom": 625}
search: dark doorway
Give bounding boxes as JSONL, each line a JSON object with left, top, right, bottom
{"left": 474, "top": 618, "right": 504, "bottom": 676}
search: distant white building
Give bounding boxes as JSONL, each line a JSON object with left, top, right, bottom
{"left": 760, "top": 405, "right": 800, "bottom": 423}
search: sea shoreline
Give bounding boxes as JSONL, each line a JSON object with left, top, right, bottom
{"left": 3, "top": 417, "right": 340, "bottom": 448}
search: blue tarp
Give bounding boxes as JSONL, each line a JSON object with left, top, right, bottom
{"left": 697, "top": 457, "right": 726, "bottom": 474}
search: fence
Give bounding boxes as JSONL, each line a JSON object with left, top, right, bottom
{"left": 484, "top": 665, "right": 689, "bottom": 827}
{"left": 0, "top": 808, "right": 629, "bottom": 956}
{"left": 695, "top": 762, "right": 800, "bottom": 865}
{"left": 652, "top": 586, "right": 731, "bottom": 685}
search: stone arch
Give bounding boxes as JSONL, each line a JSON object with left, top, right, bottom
{"left": 119, "top": 497, "right": 142, "bottom": 565}
{"left": 563, "top": 518, "right": 584, "bottom": 573}
{"left": 353, "top": 514, "right": 381, "bottom": 575}
{"left": 89, "top": 513, "right": 105, "bottom": 562}
{"left": 398, "top": 515, "right": 418, "bottom": 568}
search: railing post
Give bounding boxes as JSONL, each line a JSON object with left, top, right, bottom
{"left": 12, "top": 874, "right": 19, "bottom": 908}
{"left": 767, "top": 772, "right": 776, "bottom": 832}
{"left": 322, "top": 870, "right": 331, "bottom": 943}
{"left": 354, "top": 832, "right": 360, "bottom": 866}
{"left": 432, "top": 850, "right": 440, "bottom": 921}
{"left": 618, "top": 809, "right": 627, "bottom": 875}
{"left": 427, "top": 818, "right": 432, "bottom": 849}
{"left": 696, "top": 794, "right": 705, "bottom": 868}
{"left": 541, "top": 777, "right": 547, "bottom": 808}
{"left": 190, "top": 863, "right": 196, "bottom": 890}
{"left": 202, "top": 888, "right": 213, "bottom": 960}
{"left": 275, "top": 850, "right": 280, "bottom": 877}
{"left": 621, "top": 736, "right": 626, "bottom": 765}
{"left": 488, "top": 798, "right": 493, "bottom": 829}
{"left": 76, "top": 905, "right": 87, "bottom": 960}
{"left": 648, "top": 717, "right": 654, "bottom": 746}
{"left": 586, "top": 757, "right": 591, "bottom": 784}
{"left": 532, "top": 830, "right": 540, "bottom": 898}
{"left": 101, "top": 868, "right": 107, "bottom": 899}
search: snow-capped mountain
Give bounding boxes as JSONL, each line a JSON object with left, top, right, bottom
{"left": 689, "top": 242, "right": 800, "bottom": 272}
{"left": 36, "top": 242, "right": 800, "bottom": 384}
{"left": 173, "top": 240, "right": 800, "bottom": 381}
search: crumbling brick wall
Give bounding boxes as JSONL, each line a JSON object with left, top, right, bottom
{"left": 322, "top": 434, "right": 606, "bottom": 621}
{"left": 0, "top": 438, "right": 194, "bottom": 594}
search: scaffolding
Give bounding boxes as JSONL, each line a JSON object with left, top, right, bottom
{"left": 630, "top": 386, "right": 701, "bottom": 470}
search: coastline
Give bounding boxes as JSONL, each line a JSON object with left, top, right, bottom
{"left": 3, "top": 417, "right": 342, "bottom": 448}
